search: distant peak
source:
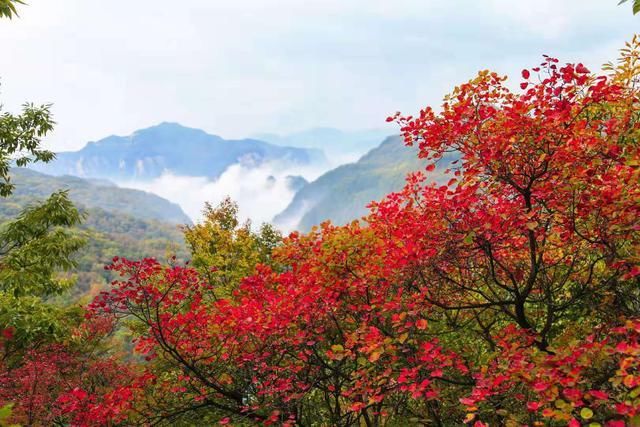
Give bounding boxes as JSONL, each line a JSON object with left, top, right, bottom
{"left": 136, "top": 122, "right": 196, "bottom": 133}
{"left": 155, "top": 121, "right": 186, "bottom": 128}
{"left": 129, "top": 122, "right": 219, "bottom": 140}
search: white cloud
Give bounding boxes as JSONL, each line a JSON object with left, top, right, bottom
{"left": 118, "top": 160, "right": 326, "bottom": 228}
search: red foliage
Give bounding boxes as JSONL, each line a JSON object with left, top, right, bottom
{"left": 82, "top": 54, "right": 640, "bottom": 424}
{"left": 86, "top": 54, "right": 640, "bottom": 424}
{"left": 8, "top": 48, "right": 639, "bottom": 425}
{"left": 0, "top": 317, "right": 133, "bottom": 426}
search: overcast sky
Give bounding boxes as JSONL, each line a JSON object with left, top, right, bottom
{"left": 0, "top": 0, "right": 637, "bottom": 151}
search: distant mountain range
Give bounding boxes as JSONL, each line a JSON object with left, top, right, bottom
{"left": 5, "top": 168, "right": 190, "bottom": 225}
{"left": 274, "top": 136, "right": 454, "bottom": 231}
{"left": 254, "top": 127, "right": 392, "bottom": 163}
{"left": 24, "top": 123, "right": 450, "bottom": 233}
{"left": 32, "top": 122, "right": 327, "bottom": 181}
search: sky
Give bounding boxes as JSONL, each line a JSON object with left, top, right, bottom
{"left": 0, "top": 0, "right": 637, "bottom": 152}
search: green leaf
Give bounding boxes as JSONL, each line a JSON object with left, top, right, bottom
{"left": 0, "top": 0, "right": 25, "bottom": 19}
{"left": 463, "top": 231, "right": 476, "bottom": 245}
{"left": 330, "top": 344, "right": 344, "bottom": 353}
{"left": 580, "top": 407, "right": 594, "bottom": 420}
{"left": 0, "top": 403, "right": 13, "bottom": 421}
{"left": 619, "top": 0, "right": 640, "bottom": 14}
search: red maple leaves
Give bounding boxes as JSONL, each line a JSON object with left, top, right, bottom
{"left": 2, "top": 45, "right": 640, "bottom": 425}
{"left": 84, "top": 52, "right": 639, "bottom": 425}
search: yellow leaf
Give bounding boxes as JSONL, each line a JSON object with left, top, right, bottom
{"left": 624, "top": 374, "right": 636, "bottom": 388}
{"left": 369, "top": 349, "right": 383, "bottom": 362}
{"left": 398, "top": 332, "right": 409, "bottom": 344}
{"left": 554, "top": 399, "right": 566, "bottom": 409}
{"left": 331, "top": 344, "right": 344, "bottom": 353}
{"left": 463, "top": 413, "right": 476, "bottom": 424}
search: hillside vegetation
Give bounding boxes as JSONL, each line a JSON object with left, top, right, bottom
{"left": 4, "top": 168, "right": 190, "bottom": 224}
{"left": 0, "top": 169, "right": 187, "bottom": 295}
{"left": 275, "top": 135, "right": 453, "bottom": 231}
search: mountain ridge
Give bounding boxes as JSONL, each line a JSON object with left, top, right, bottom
{"left": 274, "top": 136, "right": 455, "bottom": 231}
{"left": 32, "top": 122, "right": 328, "bottom": 181}
{"left": 6, "top": 168, "right": 191, "bottom": 225}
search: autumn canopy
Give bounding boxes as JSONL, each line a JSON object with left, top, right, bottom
{"left": 2, "top": 36, "right": 640, "bottom": 427}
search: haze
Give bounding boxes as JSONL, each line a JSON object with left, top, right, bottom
{"left": 0, "top": 0, "right": 636, "bottom": 151}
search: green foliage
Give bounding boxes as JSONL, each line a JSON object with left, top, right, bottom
{"left": 0, "top": 403, "right": 19, "bottom": 427}
{"left": 183, "top": 197, "right": 281, "bottom": 296}
{"left": 0, "top": 191, "right": 85, "bottom": 297}
{"left": 0, "top": 170, "right": 189, "bottom": 298}
{"left": 0, "top": 0, "right": 24, "bottom": 19}
{"left": 0, "top": 168, "right": 189, "bottom": 299}
{"left": 72, "top": 207, "right": 186, "bottom": 296}
{"left": 0, "top": 104, "right": 55, "bottom": 197}
{"left": 0, "top": 205, "right": 187, "bottom": 298}
{"left": 619, "top": 0, "right": 640, "bottom": 14}
{"left": 0, "top": 55, "right": 87, "bottom": 358}
{"left": 0, "top": 192, "right": 86, "bottom": 356}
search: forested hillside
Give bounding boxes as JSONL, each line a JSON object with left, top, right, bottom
{"left": 3, "top": 168, "right": 190, "bottom": 224}
{"left": 66, "top": 208, "right": 186, "bottom": 296}
{"left": 274, "top": 136, "right": 453, "bottom": 231}
{"left": 0, "top": 169, "right": 187, "bottom": 295}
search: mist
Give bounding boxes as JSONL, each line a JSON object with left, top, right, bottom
{"left": 118, "top": 160, "right": 328, "bottom": 231}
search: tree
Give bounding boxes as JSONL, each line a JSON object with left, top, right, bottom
{"left": 0, "top": 0, "right": 88, "bottom": 361}
{"left": 377, "top": 40, "right": 639, "bottom": 424}
{"left": 0, "top": 4, "right": 128, "bottom": 425}
{"left": 0, "top": 80, "right": 86, "bottom": 363}
{"left": 183, "top": 197, "right": 281, "bottom": 297}
{"left": 619, "top": 0, "right": 640, "bottom": 15}
{"left": 82, "top": 38, "right": 640, "bottom": 426}
{"left": 0, "top": 103, "right": 56, "bottom": 197}
{"left": 0, "top": 192, "right": 86, "bottom": 360}
{"left": 0, "top": 317, "right": 133, "bottom": 426}
{"left": 0, "top": 0, "right": 24, "bottom": 19}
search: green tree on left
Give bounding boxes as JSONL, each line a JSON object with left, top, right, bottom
{"left": 0, "top": 1, "right": 86, "bottom": 362}
{"left": 0, "top": 0, "right": 24, "bottom": 19}
{"left": 619, "top": 0, "right": 640, "bottom": 14}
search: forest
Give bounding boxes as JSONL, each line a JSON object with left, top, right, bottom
{"left": 1, "top": 1, "right": 640, "bottom": 426}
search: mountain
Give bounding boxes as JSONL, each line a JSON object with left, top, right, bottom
{"left": 32, "top": 122, "right": 327, "bottom": 181}
{"left": 274, "top": 136, "right": 454, "bottom": 232}
{"left": 0, "top": 169, "right": 189, "bottom": 295}
{"left": 70, "top": 207, "right": 187, "bottom": 296}
{"left": 5, "top": 168, "right": 191, "bottom": 224}
{"left": 254, "top": 127, "right": 393, "bottom": 164}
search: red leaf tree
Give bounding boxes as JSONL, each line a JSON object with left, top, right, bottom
{"left": 81, "top": 38, "right": 640, "bottom": 425}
